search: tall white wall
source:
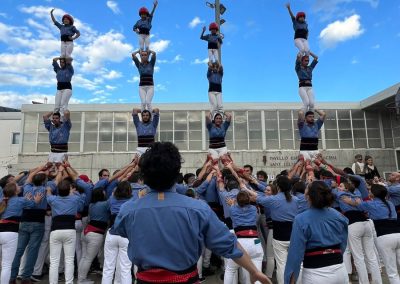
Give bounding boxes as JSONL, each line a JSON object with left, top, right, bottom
{"left": 0, "top": 113, "right": 21, "bottom": 177}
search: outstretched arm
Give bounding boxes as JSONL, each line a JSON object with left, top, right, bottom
{"left": 315, "top": 109, "right": 326, "bottom": 121}
{"left": 286, "top": 3, "right": 295, "bottom": 19}
{"left": 150, "top": 0, "right": 158, "bottom": 17}
{"left": 200, "top": 26, "right": 206, "bottom": 39}
{"left": 50, "top": 8, "right": 57, "bottom": 24}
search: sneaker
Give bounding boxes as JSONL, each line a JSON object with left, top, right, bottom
{"left": 16, "top": 276, "right": 23, "bottom": 280}
{"left": 78, "top": 280, "right": 95, "bottom": 284}
{"left": 202, "top": 267, "right": 215, "bottom": 277}
{"left": 30, "top": 275, "right": 42, "bottom": 282}
{"left": 199, "top": 277, "right": 206, "bottom": 283}
{"left": 351, "top": 272, "right": 359, "bottom": 281}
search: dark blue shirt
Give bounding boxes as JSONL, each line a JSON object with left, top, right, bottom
{"left": 44, "top": 119, "right": 72, "bottom": 145}
{"left": 133, "top": 16, "right": 153, "bottom": 34}
{"left": 54, "top": 21, "right": 79, "bottom": 38}
{"left": 53, "top": 61, "right": 74, "bottom": 83}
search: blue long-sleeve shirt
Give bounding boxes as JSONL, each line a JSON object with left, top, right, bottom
{"left": 357, "top": 199, "right": 397, "bottom": 220}
{"left": 284, "top": 208, "right": 348, "bottom": 284}
{"left": 291, "top": 17, "right": 308, "bottom": 39}
{"left": 256, "top": 192, "right": 299, "bottom": 222}
{"left": 229, "top": 205, "right": 257, "bottom": 228}
{"left": 298, "top": 119, "right": 323, "bottom": 139}
{"left": 54, "top": 21, "right": 79, "bottom": 40}
{"left": 196, "top": 177, "right": 219, "bottom": 203}
{"left": 133, "top": 16, "right": 153, "bottom": 35}
{"left": 112, "top": 189, "right": 243, "bottom": 271}
{"left": 0, "top": 196, "right": 35, "bottom": 219}
{"left": 295, "top": 193, "right": 309, "bottom": 213}
{"left": 218, "top": 188, "right": 240, "bottom": 218}
{"left": 53, "top": 61, "right": 74, "bottom": 83}
{"left": 131, "top": 182, "right": 148, "bottom": 201}
{"left": 295, "top": 58, "right": 317, "bottom": 82}
{"left": 89, "top": 200, "right": 111, "bottom": 223}
{"left": 133, "top": 111, "right": 159, "bottom": 141}
{"left": 22, "top": 183, "right": 47, "bottom": 210}
{"left": 388, "top": 183, "right": 400, "bottom": 206}
{"left": 47, "top": 192, "right": 85, "bottom": 217}
{"left": 206, "top": 120, "right": 230, "bottom": 149}
{"left": 207, "top": 68, "right": 223, "bottom": 92}
{"left": 44, "top": 119, "right": 72, "bottom": 146}
{"left": 75, "top": 178, "right": 93, "bottom": 205}
{"left": 348, "top": 174, "right": 369, "bottom": 199}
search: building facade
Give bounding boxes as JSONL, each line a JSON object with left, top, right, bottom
{"left": 13, "top": 82, "right": 400, "bottom": 179}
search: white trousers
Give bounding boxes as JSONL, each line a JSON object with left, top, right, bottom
{"left": 348, "top": 221, "right": 382, "bottom": 284}
{"left": 377, "top": 233, "right": 400, "bottom": 284}
{"left": 48, "top": 152, "right": 67, "bottom": 164}
{"left": 61, "top": 41, "right": 74, "bottom": 58}
{"left": 265, "top": 229, "right": 275, "bottom": 278}
{"left": 102, "top": 231, "right": 132, "bottom": 284}
{"left": 272, "top": 238, "right": 290, "bottom": 284}
{"left": 49, "top": 229, "right": 76, "bottom": 284}
{"left": 302, "top": 263, "right": 347, "bottom": 284}
{"left": 78, "top": 232, "right": 105, "bottom": 281}
{"left": 299, "top": 150, "right": 319, "bottom": 162}
{"left": 208, "top": 146, "right": 228, "bottom": 160}
{"left": 298, "top": 87, "right": 315, "bottom": 112}
{"left": 208, "top": 49, "right": 219, "bottom": 63}
{"left": 139, "top": 85, "right": 154, "bottom": 112}
{"left": 55, "top": 88, "right": 72, "bottom": 118}
{"left": 75, "top": 220, "right": 83, "bottom": 265}
{"left": 138, "top": 34, "right": 150, "bottom": 51}
{"left": 294, "top": 38, "right": 310, "bottom": 56}
{"left": 224, "top": 238, "right": 264, "bottom": 284}
{"left": 208, "top": 91, "right": 223, "bottom": 116}
{"left": 0, "top": 232, "right": 19, "bottom": 283}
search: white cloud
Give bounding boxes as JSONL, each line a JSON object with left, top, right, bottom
{"left": 191, "top": 58, "right": 209, "bottom": 65}
{"left": 313, "top": 0, "right": 379, "bottom": 21}
{"left": 0, "top": 91, "right": 82, "bottom": 109}
{"left": 106, "top": 1, "right": 121, "bottom": 14}
{"left": 157, "top": 54, "right": 183, "bottom": 64}
{"left": 102, "top": 70, "right": 122, "bottom": 80}
{"left": 189, "top": 17, "right": 204, "bottom": 29}
{"left": 105, "top": 85, "right": 116, "bottom": 90}
{"left": 128, "top": 76, "right": 140, "bottom": 83}
{"left": 371, "top": 44, "right": 380, "bottom": 49}
{"left": 155, "top": 84, "right": 167, "bottom": 92}
{"left": 351, "top": 59, "right": 358, "bottom": 64}
{"left": 150, "top": 39, "right": 170, "bottom": 53}
{"left": 319, "top": 14, "right": 364, "bottom": 48}
{"left": 154, "top": 66, "right": 160, "bottom": 73}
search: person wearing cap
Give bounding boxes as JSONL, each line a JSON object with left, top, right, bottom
{"left": 52, "top": 56, "right": 74, "bottom": 119}
{"left": 131, "top": 108, "right": 160, "bottom": 166}
{"left": 131, "top": 49, "right": 157, "bottom": 112}
{"left": 43, "top": 111, "right": 72, "bottom": 165}
{"left": 295, "top": 52, "right": 319, "bottom": 112}
{"left": 207, "top": 61, "right": 224, "bottom": 118}
{"left": 133, "top": 0, "right": 158, "bottom": 51}
{"left": 50, "top": 9, "right": 80, "bottom": 58}
{"left": 201, "top": 23, "right": 223, "bottom": 63}
{"left": 112, "top": 142, "right": 271, "bottom": 284}
{"left": 285, "top": 3, "right": 315, "bottom": 57}
{"left": 284, "top": 181, "right": 349, "bottom": 284}
{"left": 206, "top": 111, "right": 231, "bottom": 164}
{"left": 297, "top": 109, "right": 325, "bottom": 179}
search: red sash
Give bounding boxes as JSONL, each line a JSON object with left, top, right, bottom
{"left": 235, "top": 229, "right": 259, "bottom": 238}
{"left": 0, "top": 219, "right": 19, "bottom": 224}
{"left": 136, "top": 267, "right": 199, "bottom": 283}
{"left": 305, "top": 248, "right": 342, "bottom": 257}
{"left": 83, "top": 224, "right": 106, "bottom": 235}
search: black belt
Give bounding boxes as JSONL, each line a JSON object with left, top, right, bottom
{"left": 303, "top": 244, "right": 342, "bottom": 269}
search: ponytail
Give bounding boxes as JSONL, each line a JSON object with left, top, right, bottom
{"left": 0, "top": 197, "right": 9, "bottom": 215}
{"left": 277, "top": 176, "right": 292, "bottom": 202}
{"left": 0, "top": 183, "right": 17, "bottom": 215}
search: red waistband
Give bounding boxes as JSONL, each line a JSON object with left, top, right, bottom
{"left": 305, "top": 249, "right": 341, "bottom": 257}
{"left": 235, "top": 229, "right": 259, "bottom": 238}
{"left": 0, "top": 219, "right": 19, "bottom": 224}
{"left": 137, "top": 267, "right": 199, "bottom": 283}
{"left": 84, "top": 224, "right": 106, "bottom": 235}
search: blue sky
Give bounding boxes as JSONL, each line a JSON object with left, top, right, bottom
{"left": 0, "top": 0, "right": 399, "bottom": 108}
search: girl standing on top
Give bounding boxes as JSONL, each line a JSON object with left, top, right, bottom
{"left": 201, "top": 23, "right": 223, "bottom": 63}
{"left": 50, "top": 9, "right": 80, "bottom": 58}
{"left": 285, "top": 3, "right": 314, "bottom": 57}
{"left": 133, "top": 1, "right": 158, "bottom": 51}
{"left": 207, "top": 61, "right": 224, "bottom": 117}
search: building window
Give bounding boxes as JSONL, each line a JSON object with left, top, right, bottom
{"left": 12, "top": 133, "right": 20, "bottom": 144}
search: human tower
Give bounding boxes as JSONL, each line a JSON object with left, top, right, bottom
{"left": 45, "top": 2, "right": 329, "bottom": 177}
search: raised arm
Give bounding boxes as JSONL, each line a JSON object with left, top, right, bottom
{"left": 43, "top": 111, "right": 53, "bottom": 122}
{"left": 200, "top": 26, "right": 206, "bottom": 40}
{"left": 225, "top": 112, "right": 232, "bottom": 123}
{"left": 50, "top": 8, "right": 57, "bottom": 24}
{"left": 285, "top": 3, "right": 295, "bottom": 19}
{"left": 298, "top": 110, "right": 305, "bottom": 121}
{"left": 26, "top": 165, "right": 47, "bottom": 184}
{"left": 64, "top": 110, "right": 71, "bottom": 121}
{"left": 150, "top": 0, "right": 158, "bottom": 17}
{"left": 149, "top": 50, "right": 157, "bottom": 65}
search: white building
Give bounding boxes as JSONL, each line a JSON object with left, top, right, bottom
{"left": 2, "top": 82, "right": 400, "bottom": 180}
{"left": 0, "top": 109, "right": 21, "bottom": 177}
